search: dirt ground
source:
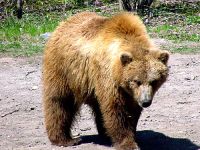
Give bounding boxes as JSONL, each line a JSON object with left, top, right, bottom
{"left": 0, "top": 43, "right": 200, "bottom": 149}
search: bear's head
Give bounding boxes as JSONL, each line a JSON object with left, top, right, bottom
{"left": 102, "top": 13, "right": 169, "bottom": 108}
{"left": 115, "top": 49, "right": 169, "bottom": 108}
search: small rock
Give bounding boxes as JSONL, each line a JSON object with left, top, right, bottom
{"left": 40, "top": 32, "right": 52, "bottom": 40}
{"left": 31, "top": 86, "right": 38, "bottom": 90}
{"left": 184, "top": 77, "right": 191, "bottom": 80}
{"left": 193, "top": 76, "right": 198, "bottom": 80}
{"left": 35, "top": 140, "right": 39, "bottom": 143}
{"left": 186, "top": 63, "right": 190, "bottom": 66}
{"left": 30, "top": 107, "right": 35, "bottom": 110}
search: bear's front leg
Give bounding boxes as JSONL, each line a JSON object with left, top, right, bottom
{"left": 43, "top": 95, "right": 81, "bottom": 147}
{"left": 101, "top": 102, "right": 141, "bottom": 150}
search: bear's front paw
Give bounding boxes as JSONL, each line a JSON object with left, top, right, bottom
{"left": 51, "top": 137, "right": 81, "bottom": 147}
{"left": 115, "top": 144, "right": 140, "bottom": 150}
{"left": 114, "top": 141, "right": 140, "bottom": 150}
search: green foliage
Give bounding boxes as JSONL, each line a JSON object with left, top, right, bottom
{"left": 0, "top": 2, "right": 200, "bottom": 56}
{"left": 0, "top": 41, "right": 44, "bottom": 56}
{"left": 149, "top": 24, "right": 199, "bottom": 42}
{"left": 1, "top": 13, "right": 61, "bottom": 41}
{"left": 0, "top": 12, "right": 64, "bottom": 56}
{"left": 152, "top": 1, "right": 200, "bottom": 15}
{"left": 186, "top": 15, "right": 200, "bottom": 24}
{"left": 152, "top": 24, "right": 178, "bottom": 33}
{"left": 171, "top": 46, "right": 200, "bottom": 54}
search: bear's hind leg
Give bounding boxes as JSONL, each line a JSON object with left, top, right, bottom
{"left": 43, "top": 93, "right": 80, "bottom": 146}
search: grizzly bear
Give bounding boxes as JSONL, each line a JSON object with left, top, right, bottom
{"left": 42, "top": 12, "right": 169, "bottom": 150}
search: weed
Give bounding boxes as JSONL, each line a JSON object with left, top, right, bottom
{"left": 171, "top": 46, "right": 200, "bottom": 54}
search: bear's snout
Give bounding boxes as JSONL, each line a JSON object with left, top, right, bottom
{"left": 138, "top": 85, "right": 153, "bottom": 108}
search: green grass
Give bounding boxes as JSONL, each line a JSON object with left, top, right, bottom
{"left": 0, "top": 12, "right": 66, "bottom": 56}
{"left": 0, "top": 4, "right": 118, "bottom": 56}
{"left": 148, "top": 13, "right": 200, "bottom": 44}
{"left": 0, "top": 4, "right": 200, "bottom": 56}
{"left": 171, "top": 46, "right": 200, "bottom": 54}
{"left": 149, "top": 25, "right": 199, "bottom": 42}
{"left": 186, "top": 15, "right": 200, "bottom": 24}
{"left": 1, "top": 13, "right": 62, "bottom": 41}
{"left": 0, "top": 38, "right": 44, "bottom": 56}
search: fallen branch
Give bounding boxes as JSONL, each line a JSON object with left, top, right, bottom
{"left": 25, "top": 70, "right": 37, "bottom": 77}
{"left": 1, "top": 109, "right": 19, "bottom": 118}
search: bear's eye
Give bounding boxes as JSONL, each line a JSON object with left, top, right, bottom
{"left": 150, "top": 80, "right": 158, "bottom": 87}
{"left": 133, "top": 79, "right": 142, "bottom": 86}
{"left": 128, "top": 79, "right": 142, "bottom": 87}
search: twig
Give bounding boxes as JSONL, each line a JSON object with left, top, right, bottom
{"left": 25, "top": 70, "right": 37, "bottom": 77}
{"left": 1, "top": 109, "right": 19, "bottom": 118}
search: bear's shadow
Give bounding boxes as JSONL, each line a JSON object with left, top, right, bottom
{"left": 80, "top": 130, "right": 200, "bottom": 150}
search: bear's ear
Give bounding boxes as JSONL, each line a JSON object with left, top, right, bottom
{"left": 158, "top": 51, "right": 169, "bottom": 64}
{"left": 120, "top": 52, "right": 133, "bottom": 66}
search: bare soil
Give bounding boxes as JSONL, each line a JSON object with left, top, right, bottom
{"left": 0, "top": 49, "right": 200, "bottom": 150}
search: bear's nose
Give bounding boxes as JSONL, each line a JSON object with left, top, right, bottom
{"left": 141, "top": 101, "right": 152, "bottom": 108}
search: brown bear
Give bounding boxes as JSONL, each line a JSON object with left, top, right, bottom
{"left": 42, "top": 12, "right": 169, "bottom": 150}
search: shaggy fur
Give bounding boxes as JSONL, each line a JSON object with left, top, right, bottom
{"left": 42, "top": 12, "right": 169, "bottom": 150}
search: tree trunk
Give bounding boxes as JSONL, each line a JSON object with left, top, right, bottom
{"left": 119, "top": 0, "right": 133, "bottom": 11}
{"left": 118, "top": 0, "right": 154, "bottom": 14}
{"left": 16, "top": 0, "right": 23, "bottom": 19}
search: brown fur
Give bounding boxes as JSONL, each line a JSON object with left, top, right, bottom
{"left": 42, "top": 11, "right": 169, "bottom": 150}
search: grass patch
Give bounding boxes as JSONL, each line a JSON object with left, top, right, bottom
{"left": 0, "top": 12, "right": 66, "bottom": 56}
{"left": 1, "top": 13, "right": 62, "bottom": 41}
{"left": 0, "top": 4, "right": 119, "bottom": 56}
{"left": 171, "top": 46, "right": 200, "bottom": 54}
{"left": 0, "top": 3, "right": 200, "bottom": 56}
{"left": 0, "top": 38, "right": 44, "bottom": 56}
{"left": 156, "top": 39, "right": 200, "bottom": 54}
{"left": 186, "top": 15, "right": 200, "bottom": 24}
{"left": 149, "top": 25, "right": 199, "bottom": 42}
{"left": 148, "top": 12, "right": 200, "bottom": 43}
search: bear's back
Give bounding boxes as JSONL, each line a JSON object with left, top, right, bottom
{"left": 53, "top": 12, "right": 107, "bottom": 42}
{"left": 46, "top": 12, "right": 151, "bottom": 57}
